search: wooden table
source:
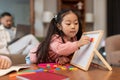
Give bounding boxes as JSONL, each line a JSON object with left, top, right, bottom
{"left": 0, "top": 64, "right": 120, "bottom": 80}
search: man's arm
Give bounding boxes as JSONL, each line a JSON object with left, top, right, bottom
{"left": 0, "top": 42, "right": 7, "bottom": 48}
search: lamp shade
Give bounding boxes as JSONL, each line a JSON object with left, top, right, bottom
{"left": 42, "top": 11, "right": 53, "bottom": 23}
{"left": 85, "top": 13, "right": 93, "bottom": 23}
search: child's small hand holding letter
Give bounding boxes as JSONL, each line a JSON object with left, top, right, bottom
{"left": 77, "top": 36, "right": 90, "bottom": 48}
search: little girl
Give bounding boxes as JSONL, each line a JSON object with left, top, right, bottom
{"left": 29, "top": 9, "right": 90, "bottom": 65}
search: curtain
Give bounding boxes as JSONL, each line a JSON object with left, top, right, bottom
{"left": 107, "top": 0, "right": 120, "bottom": 36}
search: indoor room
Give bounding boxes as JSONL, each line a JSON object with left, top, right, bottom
{"left": 0, "top": 0, "right": 120, "bottom": 80}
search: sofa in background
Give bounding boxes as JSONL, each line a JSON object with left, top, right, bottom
{"left": 105, "top": 35, "right": 120, "bottom": 66}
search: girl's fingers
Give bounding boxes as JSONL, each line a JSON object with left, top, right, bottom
{"left": 82, "top": 36, "right": 90, "bottom": 41}
{"left": 81, "top": 36, "right": 90, "bottom": 45}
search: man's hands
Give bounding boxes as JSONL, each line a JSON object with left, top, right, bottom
{"left": 0, "top": 56, "right": 12, "bottom": 69}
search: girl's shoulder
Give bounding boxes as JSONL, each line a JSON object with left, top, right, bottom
{"left": 51, "top": 34, "right": 61, "bottom": 42}
{"left": 52, "top": 34, "right": 59, "bottom": 38}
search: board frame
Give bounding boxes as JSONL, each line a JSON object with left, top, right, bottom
{"left": 70, "top": 30, "right": 107, "bottom": 71}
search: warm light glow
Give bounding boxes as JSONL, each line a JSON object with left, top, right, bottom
{"left": 42, "top": 11, "right": 54, "bottom": 23}
{"left": 85, "top": 13, "right": 94, "bottom": 23}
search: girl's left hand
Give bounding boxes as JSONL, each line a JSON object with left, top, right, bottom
{"left": 56, "top": 56, "right": 70, "bottom": 65}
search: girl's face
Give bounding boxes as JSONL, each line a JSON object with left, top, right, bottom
{"left": 60, "top": 12, "right": 79, "bottom": 40}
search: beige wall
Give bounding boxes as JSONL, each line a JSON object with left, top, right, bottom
{"left": 93, "top": 0, "right": 107, "bottom": 38}
{"left": 85, "top": 0, "right": 94, "bottom": 31}
{"left": 86, "top": 0, "right": 107, "bottom": 38}
{"left": 34, "top": 0, "right": 57, "bottom": 37}
{"left": 34, "top": 0, "right": 44, "bottom": 37}
{"left": 44, "top": 0, "right": 57, "bottom": 14}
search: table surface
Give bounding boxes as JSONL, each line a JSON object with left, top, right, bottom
{"left": 0, "top": 64, "right": 120, "bottom": 80}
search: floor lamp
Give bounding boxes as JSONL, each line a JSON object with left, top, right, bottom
{"left": 85, "top": 13, "right": 94, "bottom": 23}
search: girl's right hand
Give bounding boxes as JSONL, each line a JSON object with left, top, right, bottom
{"left": 77, "top": 36, "right": 90, "bottom": 48}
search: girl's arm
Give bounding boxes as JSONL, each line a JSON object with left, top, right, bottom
{"left": 30, "top": 52, "right": 37, "bottom": 64}
{"left": 0, "top": 55, "right": 12, "bottom": 69}
{"left": 29, "top": 46, "right": 38, "bottom": 64}
{"left": 50, "top": 36, "right": 90, "bottom": 56}
{"left": 50, "top": 40, "right": 78, "bottom": 56}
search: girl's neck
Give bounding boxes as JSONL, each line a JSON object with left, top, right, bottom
{"left": 64, "top": 36, "right": 74, "bottom": 42}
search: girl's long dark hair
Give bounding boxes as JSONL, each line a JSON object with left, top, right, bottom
{"left": 36, "top": 9, "right": 83, "bottom": 64}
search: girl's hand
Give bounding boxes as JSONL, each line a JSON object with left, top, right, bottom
{"left": 56, "top": 56, "right": 70, "bottom": 65}
{"left": 0, "top": 56, "right": 12, "bottom": 69}
{"left": 77, "top": 36, "right": 90, "bottom": 48}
